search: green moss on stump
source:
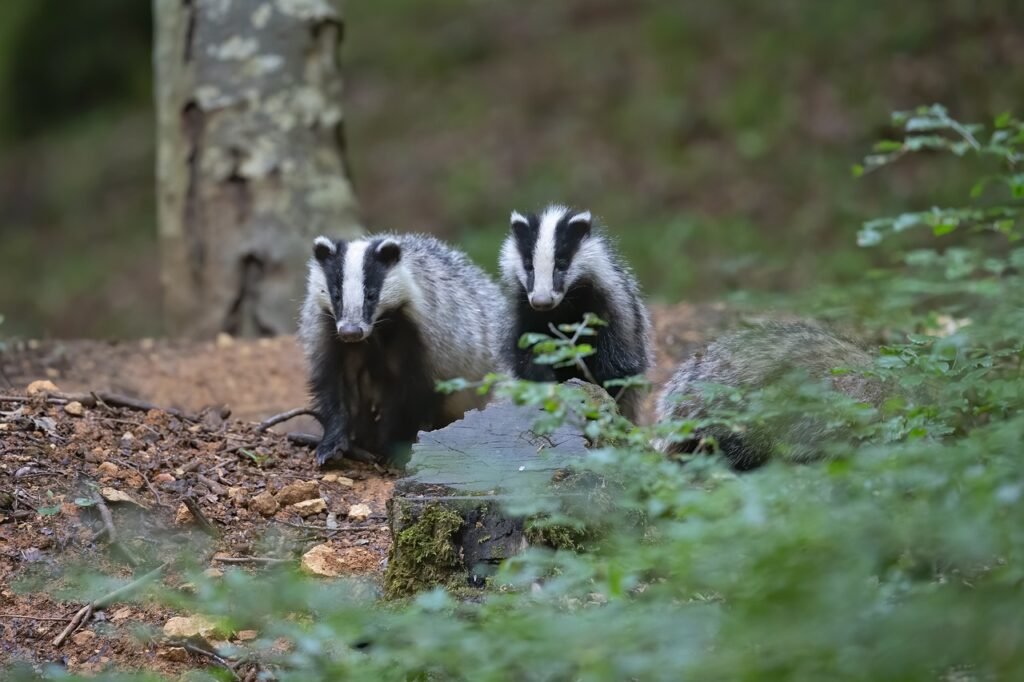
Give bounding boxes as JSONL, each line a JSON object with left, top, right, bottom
{"left": 384, "top": 504, "right": 465, "bottom": 599}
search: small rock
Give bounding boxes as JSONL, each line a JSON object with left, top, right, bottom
{"left": 347, "top": 503, "right": 372, "bottom": 522}
{"left": 322, "top": 473, "right": 354, "bottom": 487}
{"left": 226, "top": 486, "right": 246, "bottom": 503}
{"left": 26, "top": 379, "right": 59, "bottom": 396}
{"left": 203, "top": 568, "right": 224, "bottom": 579}
{"left": 63, "top": 401, "right": 85, "bottom": 417}
{"left": 110, "top": 607, "right": 133, "bottom": 622}
{"left": 236, "top": 629, "right": 258, "bottom": 642}
{"left": 274, "top": 480, "right": 319, "bottom": 506}
{"left": 159, "top": 646, "right": 189, "bottom": 663}
{"left": 154, "top": 473, "right": 176, "bottom": 484}
{"left": 100, "top": 487, "right": 138, "bottom": 505}
{"left": 96, "top": 462, "right": 120, "bottom": 477}
{"left": 215, "top": 332, "right": 234, "bottom": 348}
{"left": 250, "top": 491, "right": 278, "bottom": 517}
{"left": 292, "top": 498, "right": 326, "bottom": 517}
{"left": 162, "top": 615, "right": 223, "bottom": 639}
{"left": 71, "top": 630, "right": 96, "bottom": 646}
{"left": 85, "top": 447, "right": 107, "bottom": 463}
{"left": 174, "top": 503, "right": 194, "bottom": 526}
{"left": 140, "top": 338, "right": 155, "bottom": 350}
{"left": 301, "top": 543, "right": 346, "bottom": 577}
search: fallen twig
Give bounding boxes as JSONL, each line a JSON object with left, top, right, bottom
{"left": 0, "top": 613, "right": 72, "bottom": 622}
{"left": 285, "top": 431, "right": 320, "bottom": 448}
{"left": 182, "top": 497, "right": 221, "bottom": 538}
{"left": 110, "top": 457, "right": 166, "bottom": 508}
{"left": 196, "top": 473, "right": 227, "bottom": 496}
{"left": 52, "top": 561, "right": 168, "bottom": 646}
{"left": 93, "top": 495, "right": 118, "bottom": 544}
{"left": 285, "top": 432, "right": 377, "bottom": 463}
{"left": 257, "top": 407, "right": 319, "bottom": 432}
{"left": 0, "top": 391, "right": 198, "bottom": 421}
{"left": 168, "top": 637, "right": 241, "bottom": 681}
{"left": 211, "top": 556, "right": 293, "bottom": 565}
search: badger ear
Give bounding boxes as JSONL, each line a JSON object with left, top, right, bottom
{"left": 566, "top": 211, "right": 592, "bottom": 239}
{"left": 313, "top": 236, "right": 336, "bottom": 261}
{"left": 510, "top": 210, "right": 531, "bottom": 241}
{"left": 375, "top": 238, "right": 401, "bottom": 267}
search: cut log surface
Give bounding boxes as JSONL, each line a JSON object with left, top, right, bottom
{"left": 387, "top": 400, "right": 591, "bottom": 595}
{"left": 399, "top": 401, "right": 589, "bottom": 496}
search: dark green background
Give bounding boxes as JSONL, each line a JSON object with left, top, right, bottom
{"left": 0, "top": 0, "right": 1020, "bottom": 337}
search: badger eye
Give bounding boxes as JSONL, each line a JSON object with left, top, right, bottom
{"left": 524, "top": 262, "right": 534, "bottom": 272}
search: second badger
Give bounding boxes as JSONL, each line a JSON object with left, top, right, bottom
{"left": 299, "top": 234, "right": 504, "bottom": 465}
{"left": 500, "top": 205, "right": 653, "bottom": 420}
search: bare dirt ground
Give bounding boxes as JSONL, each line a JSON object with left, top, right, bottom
{"left": 0, "top": 303, "right": 726, "bottom": 677}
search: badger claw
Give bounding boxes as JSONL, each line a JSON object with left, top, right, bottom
{"left": 315, "top": 434, "right": 349, "bottom": 467}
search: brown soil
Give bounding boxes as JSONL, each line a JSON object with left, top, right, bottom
{"left": 0, "top": 302, "right": 720, "bottom": 677}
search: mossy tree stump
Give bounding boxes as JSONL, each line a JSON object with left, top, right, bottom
{"left": 385, "top": 400, "right": 590, "bottom": 598}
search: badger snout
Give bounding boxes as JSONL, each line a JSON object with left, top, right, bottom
{"left": 528, "top": 291, "right": 562, "bottom": 311}
{"left": 337, "top": 321, "right": 370, "bottom": 342}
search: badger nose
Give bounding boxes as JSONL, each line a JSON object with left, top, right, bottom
{"left": 337, "top": 323, "right": 366, "bottom": 342}
{"left": 529, "top": 292, "right": 556, "bottom": 311}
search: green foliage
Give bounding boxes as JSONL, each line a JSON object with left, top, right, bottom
{"left": 11, "top": 107, "right": 1024, "bottom": 680}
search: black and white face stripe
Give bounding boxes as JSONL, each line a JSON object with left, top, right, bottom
{"left": 313, "top": 236, "right": 402, "bottom": 342}
{"left": 509, "top": 206, "right": 591, "bottom": 310}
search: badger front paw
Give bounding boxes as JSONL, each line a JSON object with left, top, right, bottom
{"left": 315, "top": 432, "right": 350, "bottom": 467}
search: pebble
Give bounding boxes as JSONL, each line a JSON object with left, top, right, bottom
{"left": 301, "top": 543, "right": 345, "bottom": 577}
{"left": 71, "top": 630, "right": 96, "bottom": 646}
{"left": 26, "top": 379, "right": 59, "bottom": 396}
{"left": 163, "top": 615, "right": 221, "bottom": 638}
{"left": 274, "top": 480, "right": 319, "bottom": 506}
{"left": 96, "top": 462, "right": 120, "bottom": 477}
{"left": 347, "top": 503, "right": 372, "bottom": 522}
{"left": 292, "top": 498, "right": 326, "bottom": 517}
{"left": 250, "top": 491, "right": 278, "bottom": 517}
{"left": 63, "top": 401, "right": 85, "bottom": 417}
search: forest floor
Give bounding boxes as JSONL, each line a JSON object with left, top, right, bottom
{"left": 0, "top": 302, "right": 730, "bottom": 678}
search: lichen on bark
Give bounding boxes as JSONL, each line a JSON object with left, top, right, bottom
{"left": 154, "top": 0, "right": 360, "bottom": 338}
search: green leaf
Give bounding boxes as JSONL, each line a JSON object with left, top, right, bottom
{"left": 37, "top": 506, "right": 61, "bottom": 517}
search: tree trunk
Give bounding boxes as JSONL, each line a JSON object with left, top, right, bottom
{"left": 153, "top": 0, "right": 360, "bottom": 338}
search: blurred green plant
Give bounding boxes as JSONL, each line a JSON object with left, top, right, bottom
{"left": 9, "top": 107, "right": 1024, "bottom": 681}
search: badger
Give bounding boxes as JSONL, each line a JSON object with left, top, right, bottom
{"left": 299, "top": 234, "right": 504, "bottom": 465}
{"left": 655, "top": 321, "right": 885, "bottom": 469}
{"left": 499, "top": 205, "right": 653, "bottom": 421}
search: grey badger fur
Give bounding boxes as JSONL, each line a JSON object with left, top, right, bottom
{"left": 500, "top": 205, "right": 653, "bottom": 421}
{"left": 655, "top": 321, "right": 884, "bottom": 469}
{"left": 299, "top": 233, "right": 504, "bottom": 465}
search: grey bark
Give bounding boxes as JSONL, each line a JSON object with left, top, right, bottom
{"left": 154, "top": 0, "right": 361, "bottom": 338}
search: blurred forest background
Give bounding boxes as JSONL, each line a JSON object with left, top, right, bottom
{"left": 0, "top": 0, "right": 1021, "bottom": 338}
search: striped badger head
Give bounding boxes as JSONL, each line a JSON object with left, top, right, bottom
{"left": 309, "top": 235, "right": 404, "bottom": 343}
{"left": 501, "top": 205, "right": 593, "bottom": 311}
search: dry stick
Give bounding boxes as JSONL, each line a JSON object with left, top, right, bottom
{"left": 182, "top": 497, "right": 221, "bottom": 538}
{"left": 90, "top": 496, "right": 141, "bottom": 567}
{"left": 196, "top": 473, "right": 227, "bottom": 496}
{"left": 0, "top": 391, "right": 198, "bottom": 421}
{"left": 0, "top": 613, "right": 71, "bottom": 622}
{"left": 93, "top": 495, "right": 118, "bottom": 544}
{"left": 257, "top": 407, "right": 319, "bottom": 432}
{"left": 171, "top": 639, "right": 241, "bottom": 681}
{"left": 211, "top": 556, "right": 293, "bottom": 565}
{"left": 52, "top": 561, "right": 169, "bottom": 646}
{"left": 111, "top": 457, "right": 166, "bottom": 509}
{"left": 285, "top": 432, "right": 377, "bottom": 464}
